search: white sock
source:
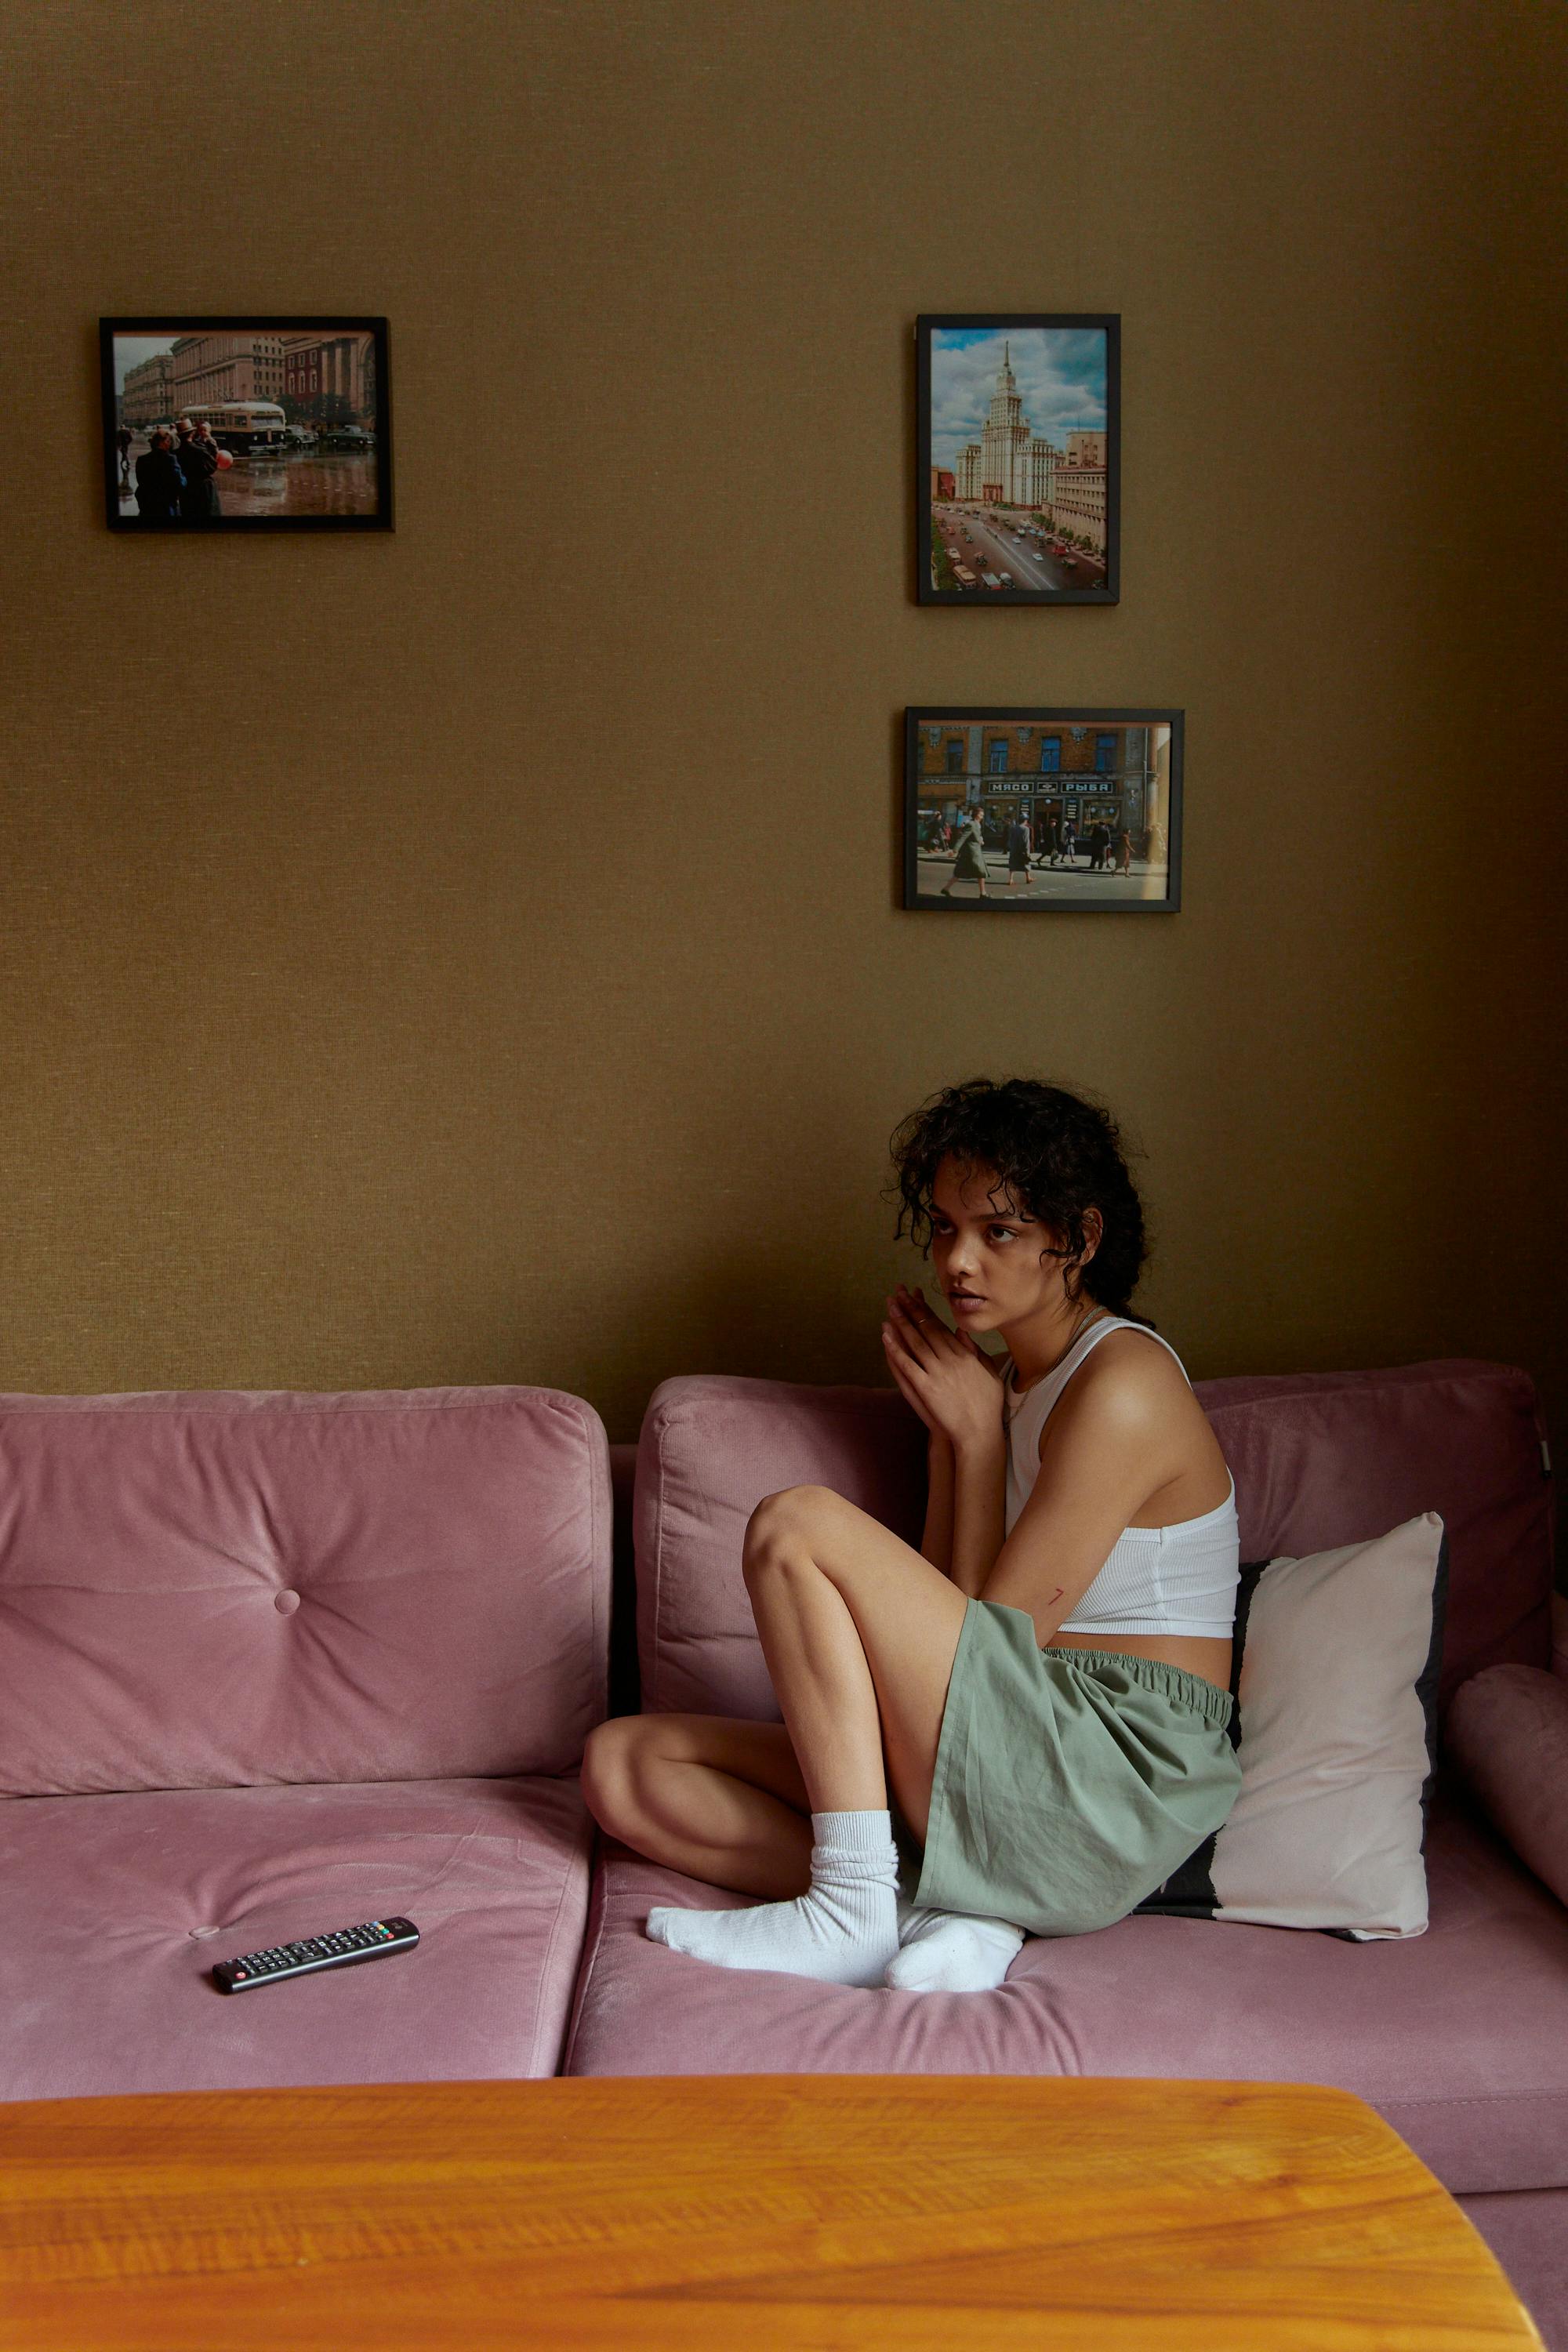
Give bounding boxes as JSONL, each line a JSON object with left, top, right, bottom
{"left": 646, "top": 1809, "right": 901, "bottom": 1988}
{"left": 884, "top": 1902, "right": 1025, "bottom": 1992}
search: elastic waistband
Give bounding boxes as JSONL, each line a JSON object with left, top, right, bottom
{"left": 1045, "top": 1644, "right": 1235, "bottom": 1728}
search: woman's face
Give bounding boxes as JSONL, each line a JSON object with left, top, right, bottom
{"left": 927, "top": 1156, "right": 1068, "bottom": 1335}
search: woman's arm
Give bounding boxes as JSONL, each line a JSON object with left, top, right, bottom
{"left": 982, "top": 1338, "right": 1226, "bottom": 1640}
{"left": 885, "top": 1288, "right": 961, "bottom": 1576}
{"left": 920, "top": 1432, "right": 955, "bottom": 1575}
{"left": 948, "top": 1429, "right": 1006, "bottom": 1599}
{"left": 918, "top": 1428, "right": 1007, "bottom": 1596}
{"left": 883, "top": 1284, "right": 1007, "bottom": 1594}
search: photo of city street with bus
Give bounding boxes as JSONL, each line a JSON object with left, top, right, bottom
{"left": 917, "top": 316, "right": 1118, "bottom": 603}
{"left": 904, "top": 710, "right": 1181, "bottom": 913}
{"left": 101, "top": 319, "right": 389, "bottom": 529}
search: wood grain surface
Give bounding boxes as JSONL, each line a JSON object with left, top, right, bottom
{"left": 0, "top": 2074, "right": 1541, "bottom": 2350}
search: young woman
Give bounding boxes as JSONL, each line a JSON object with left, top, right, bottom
{"left": 582, "top": 1078, "right": 1242, "bottom": 1994}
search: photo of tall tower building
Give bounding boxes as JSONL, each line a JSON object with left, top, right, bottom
{"left": 963, "top": 341, "right": 1055, "bottom": 506}
{"left": 920, "top": 318, "right": 1117, "bottom": 603}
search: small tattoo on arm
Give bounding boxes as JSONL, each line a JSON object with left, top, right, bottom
{"left": 1049, "top": 1586, "right": 1064, "bottom": 1603}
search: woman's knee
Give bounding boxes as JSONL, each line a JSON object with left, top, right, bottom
{"left": 581, "top": 1714, "right": 655, "bottom": 1837}
{"left": 743, "top": 1484, "right": 837, "bottom": 1577}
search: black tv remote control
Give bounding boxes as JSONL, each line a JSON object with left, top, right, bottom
{"left": 212, "top": 1916, "right": 418, "bottom": 1992}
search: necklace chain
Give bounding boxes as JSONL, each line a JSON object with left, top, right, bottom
{"left": 1004, "top": 1302, "right": 1112, "bottom": 1421}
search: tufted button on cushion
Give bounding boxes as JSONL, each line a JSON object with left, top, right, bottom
{"left": 274, "top": 1589, "right": 301, "bottom": 1617}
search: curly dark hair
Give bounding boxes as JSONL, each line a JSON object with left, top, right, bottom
{"left": 888, "top": 1076, "right": 1150, "bottom": 1317}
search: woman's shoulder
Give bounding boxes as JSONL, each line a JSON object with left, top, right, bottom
{"left": 1066, "top": 1323, "right": 1230, "bottom": 1502}
{"left": 1089, "top": 1318, "right": 1184, "bottom": 1368}
{"left": 1037, "top": 1323, "right": 1224, "bottom": 1496}
{"left": 1059, "top": 1322, "right": 1194, "bottom": 1429}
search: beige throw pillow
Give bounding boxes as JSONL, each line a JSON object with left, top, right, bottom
{"left": 1138, "top": 1512, "right": 1447, "bottom": 1940}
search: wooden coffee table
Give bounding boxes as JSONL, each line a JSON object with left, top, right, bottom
{"left": 0, "top": 2074, "right": 1539, "bottom": 2349}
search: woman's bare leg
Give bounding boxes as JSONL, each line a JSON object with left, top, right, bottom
{"left": 641, "top": 1486, "right": 970, "bottom": 1985}
{"left": 582, "top": 1712, "right": 811, "bottom": 1898}
{"left": 734, "top": 1498, "right": 1029, "bottom": 1998}
{"left": 739, "top": 1483, "right": 967, "bottom": 1835}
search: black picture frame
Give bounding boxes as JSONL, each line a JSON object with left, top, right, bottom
{"left": 916, "top": 314, "right": 1120, "bottom": 605}
{"left": 100, "top": 315, "right": 393, "bottom": 531}
{"left": 902, "top": 707, "right": 1182, "bottom": 913}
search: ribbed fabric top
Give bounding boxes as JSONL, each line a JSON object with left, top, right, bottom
{"left": 1002, "top": 1316, "right": 1240, "bottom": 1639}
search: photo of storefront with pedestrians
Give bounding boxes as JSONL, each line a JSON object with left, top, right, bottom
{"left": 903, "top": 709, "right": 1181, "bottom": 913}
{"left": 917, "top": 315, "right": 1119, "bottom": 605}
{"left": 101, "top": 318, "right": 390, "bottom": 530}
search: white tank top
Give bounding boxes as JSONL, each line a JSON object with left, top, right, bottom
{"left": 1002, "top": 1315, "right": 1240, "bottom": 1639}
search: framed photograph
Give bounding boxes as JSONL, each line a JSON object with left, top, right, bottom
{"left": 903, "top": 708, "right": 1181, "bottom": 913}
{"left": 100, "top": 317, "right": 391, "bottom": 531}
{"left": 916, "top": 314, "right": 1119, "bottom": 604}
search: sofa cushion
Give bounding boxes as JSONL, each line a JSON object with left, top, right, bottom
{"left": 563, "top": 1789, "right": 1568, "bottom": 2198}
{"left": 1459, "top": 2190, "right": 1568, "bottom": 2352}
{"left": 1447, "top": 1664, "right": 1568, "bottom": 1908}
{"left": 0, "top": 1773, "right": 592, "bottom": 2100}
{"left": 634, "top": 1361, "right": 1552, "bottom": 1722}
{"left": 1200, "top": 1363, "right": 1552, "bottom": 1713}
{"left": 1141, "top": 1515, "right": 1447, "bottom": 1938}
{"left": 0, "top": 1387, "right": 610, "bottom": 1795}
{"left": 635, "top": 1377, "right": 924, "bottom": 1716}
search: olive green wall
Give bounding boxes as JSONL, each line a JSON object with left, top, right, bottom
{"left": 2, "top": 1, "right": 1565, "bottom": 1472}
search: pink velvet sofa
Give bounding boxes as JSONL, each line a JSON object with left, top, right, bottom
{"left": 567, "top": 1360, "right": 1566, "bottom": 2347}
{"left": 2, "top": 1362, "right": 1563, "bottom": 2341}
{"left": 0, "top": 1386, "right": 611, "bottom": 2099}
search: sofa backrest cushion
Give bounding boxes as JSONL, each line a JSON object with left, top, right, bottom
{"left": 1202, "top": 1362, "right": 1551, "bottom": 1711}
{"left": 0, "top": 1387, "right": 610, "bottom": 1796}
{"left": 634, "top": 1360, "right": 1552, "bottom": 1721}
{"left": 635, "top": 1376, "right": 924, "bottom": 1718}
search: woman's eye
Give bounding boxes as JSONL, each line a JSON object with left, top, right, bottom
{"left": 989, "top": 1226, "right": 1015, "bottom": 1242}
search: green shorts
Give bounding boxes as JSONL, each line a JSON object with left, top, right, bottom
{"left": 915, "top": 1598, "right": 1242, "bottom": 1937}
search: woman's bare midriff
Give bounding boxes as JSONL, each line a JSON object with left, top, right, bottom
{"left": 1044, "top": 1629, "right": 1232, "bottom": 1692}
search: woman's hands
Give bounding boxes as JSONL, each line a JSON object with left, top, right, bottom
{"left": 882, "top": 1283, "right": 1004, "bottom": 1454}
